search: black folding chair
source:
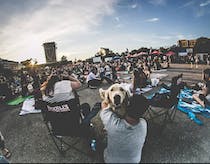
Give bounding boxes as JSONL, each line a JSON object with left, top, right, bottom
{"left": 39, "top": 99, "right": 95, "bottom": 156}
{"left": 144, "top": 94, "right": 178, "bottom": 128}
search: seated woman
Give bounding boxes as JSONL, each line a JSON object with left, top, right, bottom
{"left": 129, "top": 68, "right": 148, "bottom": 95}
{"left": 192, "top": 81, "right": 210, "bottom": 108}
{"left": 41, "top": 72, "right": 99, "bottom": 125}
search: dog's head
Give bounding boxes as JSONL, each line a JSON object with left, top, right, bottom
{"left": 99, "top": 83, "right": 129, "bottom": 109}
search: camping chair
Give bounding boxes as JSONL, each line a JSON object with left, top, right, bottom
{"left": 144, "top": 93, "right": 179, "bottom": 128}
{"left": 40, "top": 99, "right": 95, "bottom": 156}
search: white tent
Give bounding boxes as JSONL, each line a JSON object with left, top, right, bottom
{"left": 178, "top": 52, "right": 188, "bottom": 56}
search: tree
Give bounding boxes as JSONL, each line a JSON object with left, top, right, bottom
{"left": 194, "top": 37, "right": 210, "bottom": 53}
{"left": 159, "top": 47, "right": 168, "bottom": 54}
{"left": 20, "top": 58, "right": 32, "bottom": 67}
{"left": 61, "top": 55, "right": 68, "bottom": 62}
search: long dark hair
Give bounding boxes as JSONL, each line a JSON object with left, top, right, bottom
{"left": 133, "top": 69, "right": 141, "bottom": 93}
{"left": 45, "top": 75, "right": 60, "bottom": 96}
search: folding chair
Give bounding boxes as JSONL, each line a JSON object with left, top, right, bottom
{"left": 39, "top": 99, "right": 95, "bottom": 156}
{"left": 144, "top": 95, "right": 178, "bottom": 128}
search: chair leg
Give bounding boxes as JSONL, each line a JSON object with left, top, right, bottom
{"left": 49, "top": 134, "right": 65, "bottom": 155}
{"left": 168, "top": 106, "right": 177, "bottom": 122}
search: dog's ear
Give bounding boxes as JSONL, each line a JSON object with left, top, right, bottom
{"left": 99, "top": 88, "right": 110, "bottom": 103}
{"left": 99, "top": 88, "right": 106, "bottom": 100}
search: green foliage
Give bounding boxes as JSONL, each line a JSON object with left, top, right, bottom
{"left": 194, "top": 37, "right": 210, "bottom": 53}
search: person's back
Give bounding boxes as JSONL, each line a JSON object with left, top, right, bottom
{"left": 42, "top": 74, "right": 81, "bottom": 103}
{"left": 100, "top": 94, "right": 149, "bottom": 163}
{"left": 101, "top": 112, "right": 147, "bottom": 163}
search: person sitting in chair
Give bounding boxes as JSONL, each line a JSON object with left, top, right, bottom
{"left": 130, "top": 68, "right": 148, "bottom": 95}
{"left": 150, "top": 74, "right": 186, "bottom": 108}
{"left": 41, "top": 72, "right": 99, "bottom": 126}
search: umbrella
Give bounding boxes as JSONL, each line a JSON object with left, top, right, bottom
{"left": 138, "top": 52, "right": 148, "bottom": 55}
{"left": 152, "top": 50, "right": 162, "bottom": 55}
{"left": 165, "top": 51, "right": 175, "bottom": 56}
{"left": 126, "top": 54, "right": 132, "bottom": 58}
{"left": 131, "top": 53, "right": 139, "bottom": 58}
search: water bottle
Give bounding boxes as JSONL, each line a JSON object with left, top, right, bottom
{"left": 90, "top": 139, "right": 96, "bottom": 151}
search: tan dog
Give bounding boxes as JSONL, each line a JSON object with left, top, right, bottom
{"left": 99, "top": 83, "right": 129, "bottom": 116}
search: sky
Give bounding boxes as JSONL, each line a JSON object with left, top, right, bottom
{"left": 0, "top": 0, "right": 210, "bottom": 64}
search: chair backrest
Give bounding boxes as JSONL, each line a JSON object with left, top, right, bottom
{"left": 41, "top": 99, "right": 81, "bottom": 136}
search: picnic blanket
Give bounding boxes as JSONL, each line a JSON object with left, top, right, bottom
{"left": 19, "top": 97, "right": 41, "bottom": 116}
{"left": 7, "top": 95, "right": 34, "bottom": 105}
{"left": 177, "top": 88, "right": 210, "bottom": 125}
{"left": 146, "top": 87, "right": 171, "bottom": 99}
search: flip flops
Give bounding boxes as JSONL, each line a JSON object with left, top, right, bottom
{"left": 2, "top": 148, "right": 11, "bottom": 159}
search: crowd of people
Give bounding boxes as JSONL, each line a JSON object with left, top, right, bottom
{"left": 0, "top": 54, "right": 169, "bottom": 103}
{"left": 1, "top": 53, "right": 210, "bottom": 163}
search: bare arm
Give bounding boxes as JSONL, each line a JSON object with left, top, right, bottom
{"left": 101, "top": 101, "right": 110, "bottom": 110}
{"left": 192, "top": 93, "right": 205, "bottom": 107}
{"left": 69, "top": 75, "right": 81, "bottom": 90}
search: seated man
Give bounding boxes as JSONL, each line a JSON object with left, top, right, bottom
{"left": 86, "top": 67, "right": 113, "bottom": 89}
{"left": 100, "top": 94, "right": 149, "bottom": 163}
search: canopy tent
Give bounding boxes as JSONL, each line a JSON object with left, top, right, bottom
{"left": 178, "top": 52, "right": 188, "bottom": 56}
{"left": 151, "top": 50, "right": 162, "bottom": 55}
{"left": 165, "top": 51, "right": 175, "bottom": 56}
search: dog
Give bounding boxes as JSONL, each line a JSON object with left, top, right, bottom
{"left": 99, "top": 83, "right": 130, "bottom": 116}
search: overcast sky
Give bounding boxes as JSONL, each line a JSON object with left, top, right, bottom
{"left": 0, "top": 0, "right": 210, "bottom": 64}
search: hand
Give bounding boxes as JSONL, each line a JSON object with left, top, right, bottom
{"left": 101, "top": 101, "right": 109, "bottom": 110}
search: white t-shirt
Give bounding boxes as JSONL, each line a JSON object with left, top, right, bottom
{"left": 100, "top": 109, "right": 147, "bottom": 163}
{"left": 86, "top": 72, "right": 97, "bottom": 82}
{"left": 43, "top": 80, "right": 75, "bottom": 103}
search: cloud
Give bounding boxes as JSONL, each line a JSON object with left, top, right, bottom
{"left": 180, "top": 0, "right": 195, "bottom": 8}
{"left": 146, "top": 17, "right": 159, "bottom": 22}
{"left": 176, "top": 34, "right": 185, "bottom": 40}
{"left": 115, "top": 16, "right": 120, "bottom": 22}
{"left": 0, "top": 0, "right": 116, "bottom": 63}
{"left": 131, "top": 4, "right": 137, "bottom": 9}
{"left": 200, "top": 0, "right": 210, "bottom": 7}
{"left": 149, "top": 0, "right": 167, "bottom": 6}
